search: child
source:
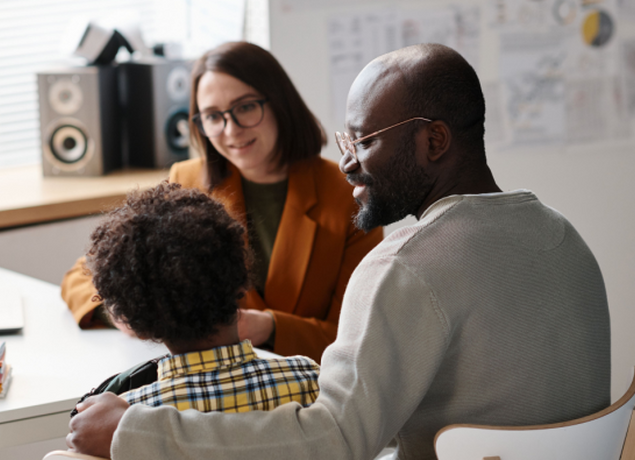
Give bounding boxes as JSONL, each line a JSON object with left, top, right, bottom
{"left": 85, "top": 182, "right": 319, "bottom": 412}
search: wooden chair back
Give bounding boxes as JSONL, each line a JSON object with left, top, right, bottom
{"left": 435, "top": 369, "right": 635, "bottom": 460}
{"left": 42, "top": 449, "right": 108, "bottom": 460}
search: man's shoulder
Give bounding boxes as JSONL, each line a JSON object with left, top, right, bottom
{"left": 360, "top": 191, "right": 551, "bottom": 265}
{"left": 355, "top": 223, "right": 427, "bottom": 277}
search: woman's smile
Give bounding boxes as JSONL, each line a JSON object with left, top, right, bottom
{"left": 196, "top": 71, "right": 285, "bottom": 183}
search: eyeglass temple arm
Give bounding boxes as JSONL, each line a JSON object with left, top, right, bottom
{"left": 352, "top": 117, "right": 432, "bottom": 144}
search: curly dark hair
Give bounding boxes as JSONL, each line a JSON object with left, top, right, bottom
{"left": 86, "top": 181, "right": 249, "bottom": 347}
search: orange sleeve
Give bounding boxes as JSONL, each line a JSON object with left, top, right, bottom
{"left": 269, "top": 225, "right": 383, "bottom": 362}
{"left": 60, "top": 256, "right": 103, "bottom": 328}
{"left": 61, "top": 161, "right": 187, "bottom": 328}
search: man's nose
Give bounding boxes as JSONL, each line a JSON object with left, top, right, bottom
{"left": 339, "top": 150, "right": 359, "bottom": 174}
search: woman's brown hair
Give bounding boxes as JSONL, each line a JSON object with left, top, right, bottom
{"left": 189, "top": 41, "right": 326, "bottom": 189}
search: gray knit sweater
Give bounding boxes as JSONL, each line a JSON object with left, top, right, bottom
{"left": 113, "top": 190, "right": 610, "bottom": 460}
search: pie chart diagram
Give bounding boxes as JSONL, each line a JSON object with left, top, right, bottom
{"left": 582, "top": 9, "right": 614, "bottom": 47}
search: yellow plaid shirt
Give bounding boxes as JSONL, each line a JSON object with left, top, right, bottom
{"left": 120, "top": 340, "right": 320, "bottom": 412}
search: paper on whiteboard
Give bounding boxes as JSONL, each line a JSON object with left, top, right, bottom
{"left": 497, "top": 0, "right": 630, "bottom": 147}
{"left": 500, "top": 32, "right": 567, "bottom": 146}
{"left": 483, "top": 81, "right": 509, "bottom": 146}
{"left": 327, "top": 10, "right": 400, "bottom": 126}
{"left": 279, "top": 0, "right": 371, "bottom": 13}
{"left": 564, "top": 77, "right": 628, "bottom": 143}
{"left": 487, "top": 0, "right": 550, "bottom": 32}
{"left": 400, "top": 5, "right": 480, "bottom": 70}
{"left": 621, "top": 39, "right": 635, "bottom": 118}
{"left": 566, "top": 79, "right": 608, "bottom": 143}
{"left": 327, "top": 5, "right": 481, "bottom": 126}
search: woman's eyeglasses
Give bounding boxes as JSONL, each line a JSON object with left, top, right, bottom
{"left": 193, "top": 99, "right": 269, "bottom": 138}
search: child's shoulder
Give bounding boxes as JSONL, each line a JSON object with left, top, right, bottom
{"left": 251, "top": 355, "right": 320, "bottom": 374}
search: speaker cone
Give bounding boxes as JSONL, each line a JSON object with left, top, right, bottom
{"left": 50, "top": 125, "right": 88, "bottom": 163}
{"left": 165, "top": 110, "right": 189, "bottom": 155}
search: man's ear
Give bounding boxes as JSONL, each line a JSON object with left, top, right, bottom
{"left": 420, "top": 120, "right": 451, "bottom": 162}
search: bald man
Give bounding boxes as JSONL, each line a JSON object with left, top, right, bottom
{"left": 67, "top": 43, "right": 610, "bottom": 460}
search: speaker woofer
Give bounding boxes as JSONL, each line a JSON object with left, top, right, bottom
{"left": 50, "top": 125, "right": 88, "bottom": 163}
{"left": 165, "top": 109, "right": 189, "bottom": 155}
{"left": 42, "top": 117, "right": 96, "bottom": 173}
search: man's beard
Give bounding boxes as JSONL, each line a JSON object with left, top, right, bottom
{"left": 350, "top": 133, "right": 433, "bottom": 232}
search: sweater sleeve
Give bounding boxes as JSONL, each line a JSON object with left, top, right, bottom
{"left": 269, "top": 224, "right": 383, "bottom": 361}
{"left": 112, "top": 255, "right": 450, "bottom": 460}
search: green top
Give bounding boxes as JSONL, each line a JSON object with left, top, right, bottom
{"left": 241, "top": 176, "right": 288, "bottom": 296}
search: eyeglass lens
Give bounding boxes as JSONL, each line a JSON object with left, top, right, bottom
{"left": 335, "top": 132, "right": 358, "bottom": 162}
{"left": 199, "top": 100, "right": 265, "bottom": 137}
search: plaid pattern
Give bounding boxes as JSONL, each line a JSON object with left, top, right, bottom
{"left": 120, "top": 340, "right": 320, "bottom": 413}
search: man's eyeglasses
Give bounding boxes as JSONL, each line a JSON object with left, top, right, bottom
{"left": 192, "top": 99, "right": 269, "bottom": 138}
{"left": 335, "top": 117, "right": 433, "bottom": 163}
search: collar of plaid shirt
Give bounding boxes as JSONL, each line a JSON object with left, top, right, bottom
{"left": 158, "top": 340, "right": 257, "bottom": 381}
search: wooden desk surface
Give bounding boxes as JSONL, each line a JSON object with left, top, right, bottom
{"left": 0, "top": 164, "right": 169, "bottom": 229}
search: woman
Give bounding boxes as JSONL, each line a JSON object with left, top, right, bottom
{"left": 61, "top": 42, "right": 383, "bottom": 362}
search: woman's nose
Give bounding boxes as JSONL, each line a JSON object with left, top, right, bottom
{"left": 223, "top": 114, "right": 243, "bottom": 136}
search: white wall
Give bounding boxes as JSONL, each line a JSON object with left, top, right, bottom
{"left": 0, "top": 215, "right": 101, "bottom": 286}
{"left": 268, "top": 0, "right": 635, "bottom": 400}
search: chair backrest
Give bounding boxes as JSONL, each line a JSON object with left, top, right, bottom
{"left": 42, "top": 450, "right": 108, "bottom": 460}
{"left": 435, "top": 369, "right": 635, "bottom": 460}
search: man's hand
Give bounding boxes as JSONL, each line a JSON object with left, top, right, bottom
{"left": 237, "top": 309, "right": 274, "bottom": 346}
{"left": 67, "top": 392, "right": 130, "bottom": 459}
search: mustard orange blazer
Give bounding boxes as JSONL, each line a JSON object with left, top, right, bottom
{"left": 61, "top": 156, "right": 383, "bottom": 362}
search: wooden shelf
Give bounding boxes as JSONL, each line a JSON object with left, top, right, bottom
{"left": 0, "top": 164, "right": 169, "bottom": 229}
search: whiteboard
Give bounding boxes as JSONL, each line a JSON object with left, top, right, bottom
{"left": 268, "top": 0, "right": 635, "bottom": 401}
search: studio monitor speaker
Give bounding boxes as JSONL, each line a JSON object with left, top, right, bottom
{"left": 120, "top": 58, "right": 192, "bottom": 168}
{"left": 37, "top": 65, "right": 121, "bottom": 176}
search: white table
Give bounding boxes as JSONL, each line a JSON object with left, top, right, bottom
{"left": 0, "top": 267, "right": 284, "bottom": 460}
{"left": 0, "top": 267, "right": 170, "bottom": 459}
{"left": 0, "top": 267, "right": 400, "bottom": 460}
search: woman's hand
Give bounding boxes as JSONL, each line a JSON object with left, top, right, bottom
{"left": 237, "top": 309, "right": 275, "bottom": 346}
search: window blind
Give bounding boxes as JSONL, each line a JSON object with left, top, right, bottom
{"left": 0, "top": 0, "right": 158, "bottom": 168}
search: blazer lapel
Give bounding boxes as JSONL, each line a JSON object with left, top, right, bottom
{"left": 265, "top": 159, "right": 318, "bottom": 313}
{"left": 211, "top": 163, "right": 248, "bottom": 228}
